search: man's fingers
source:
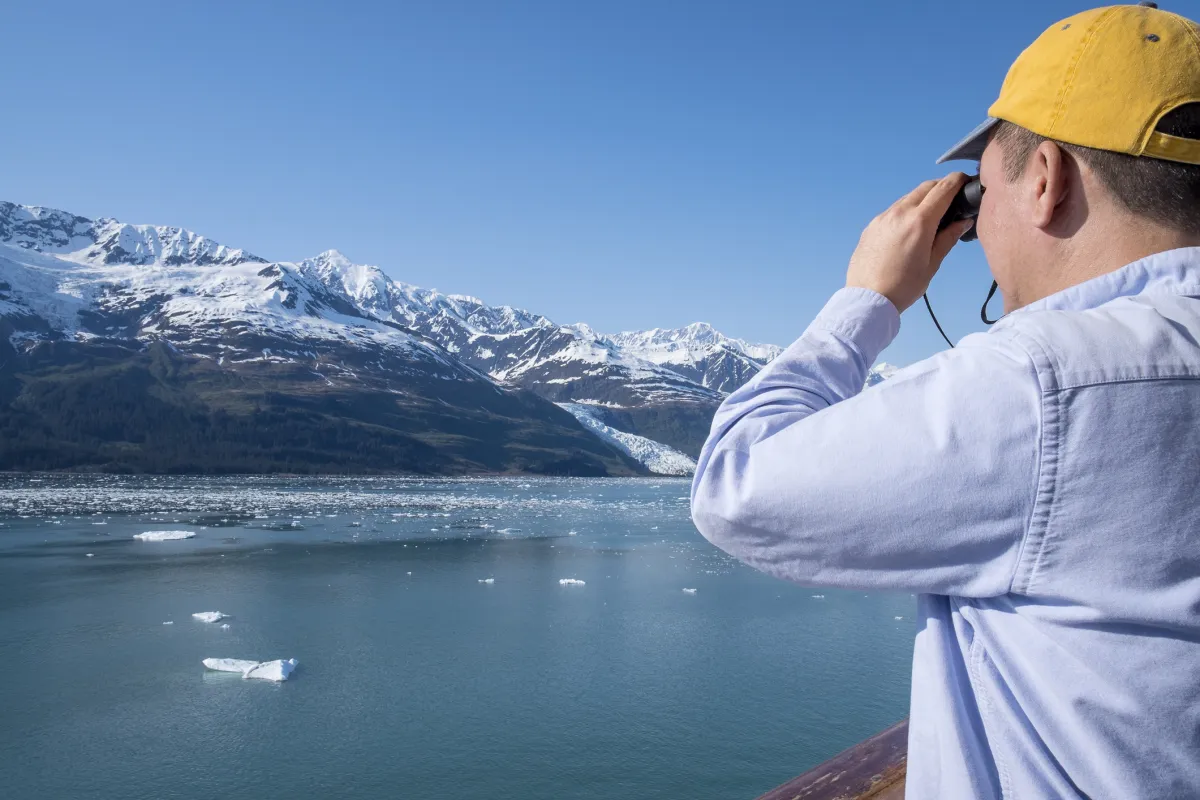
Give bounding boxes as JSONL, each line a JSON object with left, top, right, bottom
{"left": 918, "top": 172, "right": 970, "bottom": 217}
{"left": 896, "top": 179, "right": 941, "bottom": 209}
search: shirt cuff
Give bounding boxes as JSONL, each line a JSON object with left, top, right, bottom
{"left": 806, "top": 287, "right": 900, "bottom": 364}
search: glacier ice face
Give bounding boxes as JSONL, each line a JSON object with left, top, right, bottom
{"left": 192, "top": 611, "right": 229, "bottom": 623}
{"left": 557, "top": 403, "right": 696, "bottom": 476}
{"left": 133, "top": 530, "right": 195, "bottom": 541}
{"left": 203, "top": 658, "right": 298, "bottom": 681}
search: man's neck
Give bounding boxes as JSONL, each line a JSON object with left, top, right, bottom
{"left": 1021, "top": 220, "right": 1200, "bottom": 309}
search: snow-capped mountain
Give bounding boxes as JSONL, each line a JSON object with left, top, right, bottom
{"left": 296, "top": 249, "right": 802, "bottom": 455}
{"left": 0, "top": 200, "right": 896, "bottom": 473}
{"left": 0, "top": 204, "right": 642, "bottom": 476}
{"left": 301, "top": 249, "right": 730, "bottom": 406}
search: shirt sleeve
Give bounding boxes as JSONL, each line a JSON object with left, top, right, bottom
{"left": 690, "top": 287, "right": 1043, "bottom": 597}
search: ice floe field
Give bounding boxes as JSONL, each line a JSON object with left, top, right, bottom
{"left": 0, "top": 474, "right": 915, "bottom": 800}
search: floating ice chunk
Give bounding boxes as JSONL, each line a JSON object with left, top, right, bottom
{"left": 245, "top": 659, "right": 298, "bottom": 681}
{"left": 192, "top": 611, "right": 229, "bottom": 623}
{"left": 559, "top": 578, "right": 586, "bottom": 586}
{"left": 134, "top": 530, "right": 196, "bottom": 541}
{"left": 203, "top": 657, "right": 298, "bottom": 681}
{"left": 682, "top": 588, "right": 697, "bottom": 594}
{"left": 478, "top": 578, "right": 495, "bottom": 584}
{"left": 220, "top": 623, "right": 231, "bottom": 629}
{"left": 85, "top": 553, "right": 94, "bottom": 558}
{"left": 811, "top": 594, "right": 825, "bottom": 599}
{"left": 894, "top": 616, "right": 904, "bottom": 621}
{"left": 204, "top": 658, "right": 257, "bottom": 673}
{"left": 497, "top": 528, "right": 518, "bottom": 534}
{"left": 163, "top": 621, "right": 174, "bottom": 625}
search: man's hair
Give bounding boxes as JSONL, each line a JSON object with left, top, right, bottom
{"left": 992, "top": 103, "right": 1200, "bottom": 235}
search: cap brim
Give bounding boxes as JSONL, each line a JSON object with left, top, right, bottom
{"left": 936, "top": 117, "right": 999, "bottom": 164}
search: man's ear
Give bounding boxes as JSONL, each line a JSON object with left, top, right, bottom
{"left": 1031, "top": 140, "right": 1069, "bottom": 230}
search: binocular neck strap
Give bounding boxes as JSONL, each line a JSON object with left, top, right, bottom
{"left": 924, "top": 280, "right": 1003, "bottom": 351}
{"left": 981, "top": 281, "right": 1001, "bottom": 325}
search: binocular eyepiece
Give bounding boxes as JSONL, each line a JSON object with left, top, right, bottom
{"left": 937, "top": 176, "right": 984, "bottom": 242}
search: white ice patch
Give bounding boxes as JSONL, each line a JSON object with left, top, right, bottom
{"left": 682, "top": 588, "right": 697, "bottom": 594}
{"left": 203, "top": 657, "right": 299, "bottom": 681}
{"left": 192, "top": 611, "right": 229, "bottom": 623}
{"left": 163, "top": 621, "right": 174, "bottom": 625}
{"left": 559, "top": 578, "right": 586, "bottom": 586}
{"left": 557, "top": 403, "right": 696, "bottom": 476}
{"left": 133, "top": 530, "right": 195, "bottom": 541}
{"left": 478, "top": 578, "right": 495, "bottom": 584}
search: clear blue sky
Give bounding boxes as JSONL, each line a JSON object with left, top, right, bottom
{"left": 1, "top": 0, "right": 1143, "bottom": 364}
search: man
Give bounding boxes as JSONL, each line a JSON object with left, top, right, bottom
{"left": 690, "top": 4, "right": 1200, "bottom": 799}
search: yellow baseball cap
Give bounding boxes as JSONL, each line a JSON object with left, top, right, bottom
{"left": 937, "top": 2, "right": 1200, "bottom": 165}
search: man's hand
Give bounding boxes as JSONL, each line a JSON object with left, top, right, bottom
{"left": 846, "top": 173, "right": 975, "bottom": 313}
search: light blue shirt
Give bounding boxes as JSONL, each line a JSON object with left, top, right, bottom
{"left": 691, "top": 247, "right": 1200, "bottom": 799}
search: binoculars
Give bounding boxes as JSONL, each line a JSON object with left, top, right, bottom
{"left": 924, "top": 175, "right": 996, "bottom": 347}
{"left": 937, "top": 176, "right": 984, "bottom": 242}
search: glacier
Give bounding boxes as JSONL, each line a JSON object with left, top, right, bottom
{"left": 557, "top": 403, "right": 697, "bottom": 476}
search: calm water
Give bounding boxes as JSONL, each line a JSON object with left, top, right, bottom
{"left": 0, "top": 475, "right": 914, "bottom": 799}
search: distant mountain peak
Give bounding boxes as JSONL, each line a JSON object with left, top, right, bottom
{"left": 0, "top": 201, "right": 264, "bottom": 267}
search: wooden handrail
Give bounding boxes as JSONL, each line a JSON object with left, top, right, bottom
{"left": 755, "top": 719, "right": 908, "bottom": 800}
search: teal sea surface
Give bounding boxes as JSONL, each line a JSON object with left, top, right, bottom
{"left": 0, "top": 475, "right": 913, "bottom": 799}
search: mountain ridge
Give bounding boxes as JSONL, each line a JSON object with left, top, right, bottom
{"left": 0, "top": 200, "right": 896, "bottom": 473}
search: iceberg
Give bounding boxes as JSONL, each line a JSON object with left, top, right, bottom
{"left": 163, "top": 621, "right": 174, "bottom": 625}
{"left": 203, "top": 657, "right": 298, "bottom": 681}
{"left": 220, "top": 623, "right": 231, "bottom": 629}
{"left": 133, "top": 530, "right": 196, "bottom": 541}
{"left": 682, "top": 588, "right": 697, "bottom": 594}
{"left": 192, "top": 611, "right": 229, "bottom": 623}
{"left": 559, "top": 578, "right": 586, "bottom": 586}
{"left": 478, "top": 578, "right": 495, "bottom": 584}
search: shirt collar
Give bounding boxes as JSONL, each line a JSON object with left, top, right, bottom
{"left": 997, "top": 247, "right": 1200, "bottom": 325}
